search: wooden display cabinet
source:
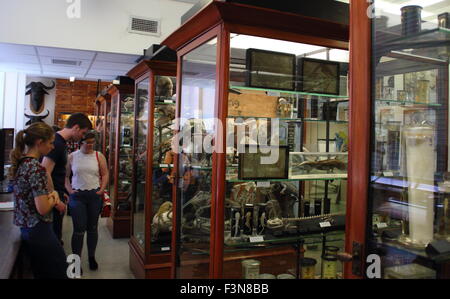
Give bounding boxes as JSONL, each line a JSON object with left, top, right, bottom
{"left": 162, "top": 0, "right": 351, "bottom": 279}
{"left": 105, "top": 80, "right": 135, "bottom": 239}
{"left": 349, "top": 2, "right": 450, "bottom": 279}
{"left": 95, "top": 93, "right": 111, "bottom": 157}
{"left": 127, "top": 50, "right": 177, "bottom": 278}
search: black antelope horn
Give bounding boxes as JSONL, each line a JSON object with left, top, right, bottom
{"left": 43, "top": 81, "right": 55, "bottom": 90}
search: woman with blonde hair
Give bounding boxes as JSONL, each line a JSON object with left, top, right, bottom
{"left": 9, "top": 122, "right": 68, "bottom": 279}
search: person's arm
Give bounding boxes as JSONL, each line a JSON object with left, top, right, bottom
{"left": 30, "top": 164, "right": 60, "bottom": 216}
{"left": 97, "top": 152, "right": 109, "bottom": 195}
{"left": 35, "top": 192, "right": 60, "bottom": 216}
{"left": 42, "top": 156, "right": 66, "bottom": 213}
{"left": 41, "top": 157, "right": 55, "bottom": 192}
{"left": 65, "top": 154, "right": 75, "bottom": 195}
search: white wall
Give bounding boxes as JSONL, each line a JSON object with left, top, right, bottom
{"left": 0, "top": 73, "right": 56, "bottom": 131}
{"left": 0, "top": 0, "right": 194, "bottom": 55}
{"left": 25, "top": 77, "right": 56, "bottom": 127}
{"left": 0, "top": 72, "right": 26, "bottom": 131}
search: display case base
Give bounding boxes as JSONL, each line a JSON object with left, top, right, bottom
{"left": 129, "top": 239, "right": 172, "bottom": 279}
{"left": 107, "top": 215, "right": 131, "bottom": 239}
{"left": 177, "top": 245, "right": 297, "bottom": 279}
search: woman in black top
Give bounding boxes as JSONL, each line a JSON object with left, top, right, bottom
{"left": 9, "top": 122, "right": 68, "bottom": 279}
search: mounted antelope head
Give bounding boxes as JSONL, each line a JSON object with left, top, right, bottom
{"left": 25, "top": 81, "right": 55, "bottom": 114}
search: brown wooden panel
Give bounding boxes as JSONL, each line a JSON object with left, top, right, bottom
{"left": 129, "top": 244, "right": 145, "bottom": 279}
{"left": 56, "top": 95, "right": 72, "bottom": 104}
{"left": 64, "top": 104, "right": 88, "bottom": 112}
{"left": 179, "top": 245, "right": 296, "bottom": 279}
{"left": 107, "top": 216, "right": 130, "bottom": 239}
{"left": 146, "top": 267, "right": 171, "bottom": 279}
{"left": 56, "top": 90, "right": 72, "bottom": 96}
{"left": 162, "top": 1, "right": 348, "bottom": 51}
{"left": 56, "top": 80, "right": 73, "bottom": 89}
{"left": 71, "top": 96, "right": 87, "bottom": 105}
{"left": 228, "top": 91, "right": 278, "bottom": 118}
{"left": 72, "top": 89, "right": 88, "bottom": 97}
{"left": 345, "top": 0, "right": 371, "bottom": 279}
{"left": 55, "top": 104, "right": 74, "bottom": 111}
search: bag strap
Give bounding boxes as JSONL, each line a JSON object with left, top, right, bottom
{"left": 95, "top": 151, "right": 102, "bottom": 186}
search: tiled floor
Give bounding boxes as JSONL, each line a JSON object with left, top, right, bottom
{"left": 62, "top": 216, "right": 135, "bottom": 279}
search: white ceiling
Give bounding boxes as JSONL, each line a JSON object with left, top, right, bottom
{"left": 0, "top": 42, "right": 141, "bottom": 81}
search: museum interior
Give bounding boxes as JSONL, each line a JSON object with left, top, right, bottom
{"left": 1, "top": 0, "right": 450, "bottom": 280}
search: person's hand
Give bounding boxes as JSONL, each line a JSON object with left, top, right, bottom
{"left": 96, "top": 189, "right": 104, "bottom": 196}
{"left": 55, "top": 201, "right": 66, "bottom": 214}
{"left": 49, "top": 191, "right": 60, "bottom": 204}
{"left": 63, "top": 193, "right": 70, "bottom": 205}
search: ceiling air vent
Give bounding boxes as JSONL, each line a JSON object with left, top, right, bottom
{"left": 51, "top": 59, "right": 82, "bottom": 66}
{"left": 129, "top": 16, "right": 160, "bottom": 36}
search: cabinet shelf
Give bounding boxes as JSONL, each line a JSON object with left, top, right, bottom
{"left": 227, "top": 174, "right": 347, "bottom": 183}
{"left": 376, "top": 98, "right": 441, "bottom": 107}
{"left": 373, "top": 238, "right": 450, "bottom": 264}
{"left": 228, "top": 116, "right": 349, "bottom": 123}
{"left": 153, "top": 164, "right": 212, "bottom": 170}
{"left": 224, "top": 235, "right": 344, "bottom": 250}
{"left": 229, "top": 85, "right": 349, "bottom": 99}
{"left": 379, "top": 27, "right": 450, "bottom": 62}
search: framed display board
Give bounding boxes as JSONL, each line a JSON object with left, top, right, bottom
{"left": 246, "top": 49, "right": 296, "bottom": 91}
{"left": 297, "top": 57, "right": 340, "bottom": 95}
{"left": 238, "top": 145, "right": 289, "bottom": 180}
{"left": 0, "top": 129, "right": 14, "bottom": 181}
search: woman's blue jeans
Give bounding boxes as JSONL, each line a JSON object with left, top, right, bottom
{"left": 20, "top": 221, "right": 68, "bottom": 279}
{"left": 68, "top": 190, "right": 102, "bottom": 259}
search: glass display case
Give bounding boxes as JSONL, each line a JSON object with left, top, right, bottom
{"left": 96, "top": 93, "right": 111, "bottom": 157}
{"left": 127, "top": 53, "right": 177, "bottom": 278}
{"left": 105, "top": 81, "right": 135, "bottom": 238}
{"left": 366, "top": 1, "right": 450, "bottom": 279}
{"left": 162, "top": 1, "right": 350, "bottom": 279}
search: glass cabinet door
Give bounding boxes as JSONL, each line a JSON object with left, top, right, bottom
{"left": 369, "top": 1, "right": 450, "bottom": 279}
{"left": 117, "top": 94, "right": 134, "bottom": 213}
{"left": 109, "top": 95, "right": 118, "bottom": 209}
{"left": 105, "top": 101, "right": 111, "bottom": 160}
{"left": 175, "top": 39, "right": 217, "bottom": 278}
{"left": 133, "top": 79, "right": 150, "bottom": 248}
{"left": 149, "top": 75, "right": 176, "bottom": 253}
{"left": 223, "top": 34, "right": 349, "bottom": 279}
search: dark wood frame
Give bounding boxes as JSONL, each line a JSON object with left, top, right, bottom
{"left": 351, "top": 1, "right": 450, "bottom": 279}
{"left": 245, "top": 48, "right": 297, "bottom": 91}
{"left": 105, "top": 84, "right": 135, "bottom": 239}
{"left": 127, "top": 60, "right": 177, "bottom": 279}
{"left": 95, "top": 94, "right": 111, "bottom": 156}
{"left": 345, "top": 0, "right": 371, "bottom": 279}
{"left": 297, "top": 57, "right": 341, "bottom": 95}
{"left": 162, "top": 0, "right": 350, "bottom": 279}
